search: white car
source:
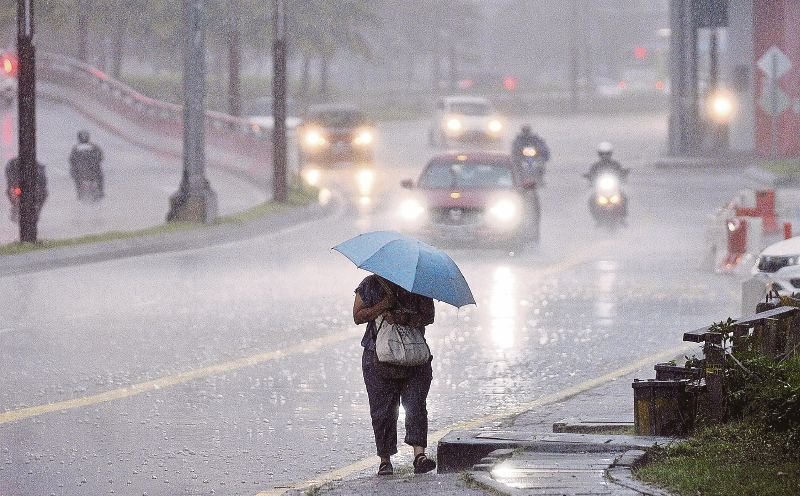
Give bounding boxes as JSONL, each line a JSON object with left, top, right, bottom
{"left": 752, "top": 236, "right": 800, "bottom": 295}
{"left": 429, "top": 95, "right": 505, "bottom": 146}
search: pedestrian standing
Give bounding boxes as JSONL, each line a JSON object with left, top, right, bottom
{"left": 353, "top": 274, "right": 438, "bottom": 476}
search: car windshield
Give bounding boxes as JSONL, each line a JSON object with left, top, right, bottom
{"left": 447, "top": 102, "right": 491, "bottom": 116}
{"left": 306, "top": 110, "right": 367, "bottom": 127}
{"left": 418, "top": 162, "right": 514, "bottom": 188}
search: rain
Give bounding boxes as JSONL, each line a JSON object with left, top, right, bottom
{"left": 0, "top": 1, "right": 789, "bottom": 495}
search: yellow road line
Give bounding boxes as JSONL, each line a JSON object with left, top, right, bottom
{"left": 255, "top": 342, "right": 694, "bottom": 496}
{"left": 0, "top": 329, "right": 360, "bottom": 425}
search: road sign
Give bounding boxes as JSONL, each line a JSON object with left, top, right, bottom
{"left": 757, "top": 46, "right": 792, "bottom": 79}
{"left": 760, "top": 84, "right": 790, "bottom": 116}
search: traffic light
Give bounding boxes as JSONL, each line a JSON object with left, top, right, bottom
{"left": 633, "top": 46, "right": 648, "bottom": 60}
{"left": 1, "top": 53, "right": 18, "bottom": 77}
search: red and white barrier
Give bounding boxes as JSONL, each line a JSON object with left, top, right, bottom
{"left": 709, "top": 188, "right": 793, "bottom": 274}
{"left": 717, "top": 216, "right": 763, "bottom": 274}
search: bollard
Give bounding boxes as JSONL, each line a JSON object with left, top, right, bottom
{"left": 721, "top": 217, "right": 748, "bottom": 270}
{"left": 785, "top": 222, "right": 793, "bottom": 240}
{"left": 756, "top": 189, "right": 778, "bottom": 233}
{"left": 703, "top": 332, "right": 726, "bottom": 423}
{"left": 632, "top": 379, "right": 696, "bottom": 436}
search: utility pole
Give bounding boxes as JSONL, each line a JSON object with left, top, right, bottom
{"left": 227, "top": 0, "right": 242, "bottom": 117}
{"left": 569, "top": 0, "right": 580, "bottom": 113}
{"left": 167, "top": 0, "right": 217, "bottom": 222}
{"left": 272, "top": 0, "right": 288, "bottom": 203}
{"left": 17, "top": 0, "right": 37, "bottom": 242}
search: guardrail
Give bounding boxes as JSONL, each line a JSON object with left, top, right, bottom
{"left": 38, "top": 52, "right": 273, "bottom": 140}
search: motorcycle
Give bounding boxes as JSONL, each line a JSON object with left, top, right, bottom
{"left": 76, "top": 178, "right": 103, "bottom": 202}
{"left": 585, "top": 169, "right": 628, "bottom": 230}
{"left": 517, "top": 146, "right": 547, "bottom": 186}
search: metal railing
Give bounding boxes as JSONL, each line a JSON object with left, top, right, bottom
{"left": 37, "top": 51, "right": 273, "bottom": 140}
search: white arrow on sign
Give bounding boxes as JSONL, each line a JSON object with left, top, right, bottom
{"left": 757, "top": 46, "right": 792, "bottom": 79}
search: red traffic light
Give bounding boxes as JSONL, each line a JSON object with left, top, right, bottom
{"left": 1, "top": 53, "right": 18, "bottom": 77}
{"left": 633, "top": 46, "right": 648, "bottom": 60}
{"left": 503, "top": 75, "right": 518, "bottom": 92}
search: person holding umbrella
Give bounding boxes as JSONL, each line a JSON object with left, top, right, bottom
{"left": 334, "top": 231, "right": 476, "bottom": 477}
{"left": 353, "top": 274, "right": 437, "bottom": 476}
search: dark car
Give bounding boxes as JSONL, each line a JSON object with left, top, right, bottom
{"left": 397, "top": 151, "right": 540, "bottom": 249}
{"left": 297, "top": 104, "right": 376, "bottom": 164}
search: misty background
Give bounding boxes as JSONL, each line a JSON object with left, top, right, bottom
{"left": 0, "top": 0, "right": 671, "bottom": 116}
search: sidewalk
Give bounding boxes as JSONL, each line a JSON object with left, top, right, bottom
{"left": 287, "top": 363, "right": 680, "bottom": 496}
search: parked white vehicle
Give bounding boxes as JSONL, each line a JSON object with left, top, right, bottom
{"left": 429, "top": 95, "right": 505, "bottom": 147}
{"left": 751, "top": 235, "right": 800, "bottom": 295}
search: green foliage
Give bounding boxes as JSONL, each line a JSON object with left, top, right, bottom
{"left": 637, "top": 422, "right": 800, "bottom": 495}
{"left": 725, "top": 352, "right": 800, "bottom": 446}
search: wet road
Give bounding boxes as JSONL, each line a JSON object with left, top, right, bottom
{"left": 0, "top": 112, "right": 750, "bottom": 495}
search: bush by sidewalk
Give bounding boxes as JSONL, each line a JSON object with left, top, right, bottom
{"left": 635, "top": 343, "right": 800, "bottom": 495}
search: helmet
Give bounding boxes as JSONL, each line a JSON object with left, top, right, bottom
{"left": 521, "top": 124, "right": 532, "bottom": 134}
{"left": 77, "top": 130, "right": 90, "bottom": 143}
{"left": 597, "top": 141, "right": 613, "bottom": 156}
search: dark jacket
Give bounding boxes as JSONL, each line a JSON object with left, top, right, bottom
{"left": 587, "top": 157, "right": 626, "bottom": 181}
{"left": 356, "top": 275, "right": 435, "bottom": 350}
{"left": 512, "top": 132, "right": 550, "bottom": 162}
{"left": 5, "top": 157, "right": 48, "bottom": 206}
{"left": 69, "top": 142, "right": 104, "bottom": 181}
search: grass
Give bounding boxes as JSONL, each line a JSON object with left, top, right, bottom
{"left": 0, "top": 187, "right": 318, "bottom": 257}
{"left": 760, "top": 159, "right": 800, "bottom": 184}
{"left": 635, "top": 421, "right": 800, "bottom": 496}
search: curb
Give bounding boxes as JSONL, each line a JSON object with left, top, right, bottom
{"left": 0, "top": 198, "right": 338, "bottom": 277}
{"left": 742, "top": 166, "right": 779, "bottom": 186}
{"left": 466, "top": 449, "right": 674, "bottom": 496}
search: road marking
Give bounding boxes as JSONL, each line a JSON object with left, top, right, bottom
{"left": 0, "top": 329, "right": 361, "bottom": 426}
{"left": 254, "top": 342, "right": 695, "bottom": 496}
{"left": 0, "top": 328, "right": 13, "bottom": 335}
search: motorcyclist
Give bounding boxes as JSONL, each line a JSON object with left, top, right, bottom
{"left": 585, "top": 141, "right": 627, "bottom": 181}
{"left": 5, "top": 156, "right": 48, "bottom": 221}
{"left": 69, "top": 130, "right": 104, "bottom": 199}
{"left": 584, "top": 141, "right": 628, "bottom": 221}
{"left": 511, "top": 124, "right": 550, "bottom": 163}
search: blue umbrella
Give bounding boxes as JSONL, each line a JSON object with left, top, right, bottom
{"left": 332, "top": 230, "right": 476, "bottom": 308}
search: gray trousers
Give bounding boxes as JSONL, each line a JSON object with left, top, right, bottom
{"left": 361, "top": 349, "right": 433, "bottom": 458}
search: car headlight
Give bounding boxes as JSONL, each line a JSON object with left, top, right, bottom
{"left": 303, "top": 128, "right": 327, "bottom": 148}
{"left": 355, "top": 168, "right": 374, "bottom": 196}
{"left": 446, "top": 118, "right": 463, "bottom": 132}
{"left": 597, "top": 195, "right": 609, "bottom": 205}
{"left": 399, "top": 197, "right": 426, "bottom": 221}
{"left": 302, "top": 167, "right": 321, "bottom": 187}
{"left": 609, "top": 194, "right": 620, "bottom": 204}
{"left": 487, "top": 197, "right": 521, "bottom": 226}
{"left": 522, "top": 146, "right": 537, "bottom": 157}
{"left": 487, "top": 119, "right": 503, "bottom": 134}
{"left": 353, "top": 128, "right": 374, "bottom": 146}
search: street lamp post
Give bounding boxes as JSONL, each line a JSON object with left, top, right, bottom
{"left": 272, "top": 0, "right": 288, "bottom": 203}
{"left": 17, "top": 0, "right": 37, "bottom": 242}
{"left": 167, "top": 0, "right": 217, "bottom": 223}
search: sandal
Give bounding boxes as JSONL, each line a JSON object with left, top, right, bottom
{"left": 413, "top": 453, "right": 436, "bottom": 474}
{"left": 377, "top": 460, "right": 393, "bottom": 476}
